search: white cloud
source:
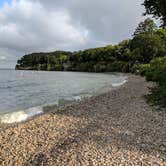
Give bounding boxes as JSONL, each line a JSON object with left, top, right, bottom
{"left": 0, "top": 55, "right": 6, "bottom": 60}
{"left": 0, "top": 0, "right": 89, "bottom": 52}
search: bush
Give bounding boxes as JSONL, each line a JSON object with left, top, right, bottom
{"left": 145, "top": 56, "right": 166, "bottom": 82}
{"left": 146, "top": 84, "right": 166, "bottom": 108}
{"left": 141, "top": 56, "right": 166, "bottom": 108}
{"left": 137, "top": 64, "right": 151, "bottom": 75}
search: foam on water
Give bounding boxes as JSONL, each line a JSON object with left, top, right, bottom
{"left": 0, "top": 106, "right": 43, "bottom": 124}
{"left": 73, "top": 94, "right": 92, "bottom": 101}
{"left": 112, "top": 80, "right": 127, "bottom": 87}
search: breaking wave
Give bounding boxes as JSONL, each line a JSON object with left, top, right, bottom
{"left": 112, "top": 80, "right": 127, "bottom": 87}
{"left": 0, "top": 106, "right": 43, "bottom": 124}
{"left": 0, "top": 71, "right": 128, "bottom": 124}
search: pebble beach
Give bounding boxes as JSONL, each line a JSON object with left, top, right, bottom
{"left": 0, "top": 75, "right": 166, "bottom": 165}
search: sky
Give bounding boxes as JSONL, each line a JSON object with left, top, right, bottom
{"left": 0, "top": 0, "right": 150, "bottom": 68}
{"left": 0, "top": 0, "right": 11, "bottom": 6}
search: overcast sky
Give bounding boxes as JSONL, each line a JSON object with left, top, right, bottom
{"left": 0, "top": 0, "right": 149, "bottom": 68}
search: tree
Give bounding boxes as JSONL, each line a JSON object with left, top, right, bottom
{"left": 143, "top": 0, "right": 166, "bottom": 26}
{"left": 133, "top": 18, "right": 157, "bottom": 36}
{"left": 130, "top": 33, "right": 165, "bottom": 63}
{"left": 155, "top": 27, "right": 166, "bottom": 44}
{"left": 139, "top": 56, "right": 166, "bottom": 107}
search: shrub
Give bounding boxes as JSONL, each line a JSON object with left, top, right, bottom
{"left": 137, "top": 64, "right": 151, "bottom": 75}
{"left": 141, "top": 56, "right": 166, "bottom": 108}
{"left": 145, "top": 56, "right": 166, "bottom": 82}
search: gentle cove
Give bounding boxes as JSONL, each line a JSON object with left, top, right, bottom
{"left": 0, "top": 70, "right": 127, "bottom": 123}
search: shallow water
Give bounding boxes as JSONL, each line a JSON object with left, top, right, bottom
{"left": 0, "top": 70, "right": 127, "bottom": 123}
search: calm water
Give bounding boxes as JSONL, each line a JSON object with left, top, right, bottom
{"left": 0, "top": 70, "right": 127, "bottom": 123}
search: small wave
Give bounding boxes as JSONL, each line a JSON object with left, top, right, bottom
{"left": 0, "top": 106, "right": 43, "bottom": 124}
{"left": 73, "top": 96, "right": 82, "bottom": 101}
{"left": 112, "top": 80, "right": 127, "bottom": 87}
{"left": 0, "top": 82, "right": 38, "bottom": 89}
{"left": 73, "top": 94, "right": 92, "bottom": 101}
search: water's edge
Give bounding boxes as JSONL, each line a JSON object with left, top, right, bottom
{"left": 0, "top": 72, "right": 128, "bottom": 125}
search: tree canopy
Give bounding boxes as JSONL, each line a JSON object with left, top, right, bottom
{"left": 16, "top": 21, "right": 166, "bottom": 73}
{"left": 143, "top": 0, "right": 166, "bottom": 26}
{"left": 133, "top": 18, "right": 157, "bottom": 36}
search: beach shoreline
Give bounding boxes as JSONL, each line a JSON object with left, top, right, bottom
{"left": 0, "top": 75, "right": 165, "bottom": 165}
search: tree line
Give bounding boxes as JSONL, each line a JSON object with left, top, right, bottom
{"left": 16, "top": 20, "right": 166, "bottom": 73}
{"left": 16, "top": 0, "right": 166, "bottom": 108}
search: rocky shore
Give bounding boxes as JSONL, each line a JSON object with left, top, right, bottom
{"left": 0, "top": 75, "right": 165, "bottom": 165}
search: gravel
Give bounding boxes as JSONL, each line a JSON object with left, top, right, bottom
{"left": 0, "top": 75, "right": 165, "bottom": 165}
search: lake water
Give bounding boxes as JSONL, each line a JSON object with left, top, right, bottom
{"left": 0, "top": 70, "right": 127, "bottom": 123}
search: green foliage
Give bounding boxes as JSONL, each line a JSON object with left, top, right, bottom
{"left": 137, "top": 64, "right": 151, "bottom": 75}
{"left": 155, "top": 27, "right": 166, "bottom": 44}
{"left": 144, "top": 56, "right": 166, "bottom": 82}
{"left": 139, "top": 56, "right": 166, "bottom": 108}
{"left": 16, "top": 51, "right": 71, "bottom": 71}
{"left": 143, "top": 0, "right": 166, "bottom": 26}
{"left": 16, "top": 26, "right": 166, "bottom": 73}
{"left": 16, "top": 23, "right": 166, "bottom": 75}
{"left": 130, "top": 33, "right": 166, "bottom": 63}
{"left": 133, "top": 18, "right": 157, "bottom": 36}
{"left": 146, "top": 84, "right": 166, "bottom": 108}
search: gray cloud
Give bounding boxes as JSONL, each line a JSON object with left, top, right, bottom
{"left": 38, "top": 0, "right": 145, "bottom": 42}
{"left": 0, "top": 0, "right": 146, "bottom": 68}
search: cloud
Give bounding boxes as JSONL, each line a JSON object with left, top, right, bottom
{"left": 37, "top": 0, "right": 146, "bottom": 43}
{"left": 0, "top": 0, "right": 88, "bottom": 52}
{"left": 0, "top": 0, "right": 147, "bottom": 68}
{"left": 0, "top": 55, "right": 6, "bottom": 60}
